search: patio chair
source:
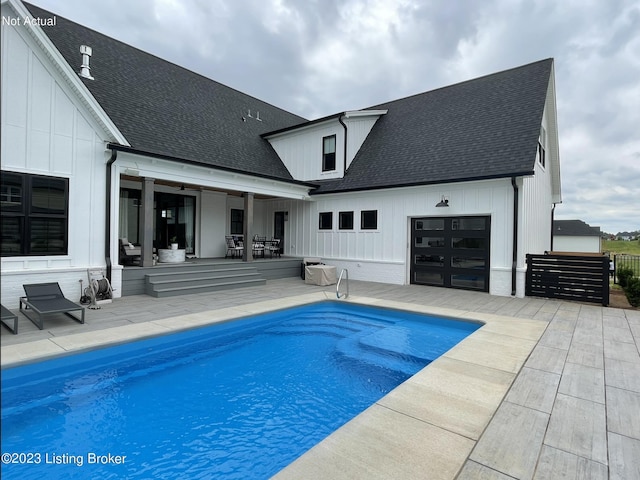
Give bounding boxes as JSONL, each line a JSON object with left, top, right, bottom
{"left": 225, "top": 236, "right": 243, "bottom": 258}
{"left": 119, "top": 238, "right": 141, "bottom": 265}
{"left": 252, "top": 235, "right": 265, "bottom": 258}
{"left": 1, "top": 303, "right": 18, "bottom": 334}
{"left": 266, "top": 238, "right": 281, "bottom": 258}
{"left": 20, "top": 282, "right": 85, "bottom": 330}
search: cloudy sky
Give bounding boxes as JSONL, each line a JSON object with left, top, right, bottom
{"left": 29, "top": 0, "right": 640, "bottom": 235}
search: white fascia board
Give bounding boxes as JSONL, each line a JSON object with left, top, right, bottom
{"left": 264, "top": 110, "right": 388, "bottom": 140}
{"left": 546, "top": 62, "right": 562, "bottom": 204}
{"left": 263, "top": 117, "right": 340, "bottom": 140}
{"left": 343, "top": 109, "right": 388, "bottom": 118}
{"left": 5, "top": 0, "right": 129, "bottom": 146}
{"left": 115, "top": 152, "right": 313, "bottom": 200}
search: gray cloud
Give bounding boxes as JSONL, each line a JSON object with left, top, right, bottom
{"left": 28, "top": 0, "right": 640, "bottom": 233}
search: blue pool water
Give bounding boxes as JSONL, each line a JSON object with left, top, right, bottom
{"left": 1, "top": 301, "right": 480, "bottom": 479}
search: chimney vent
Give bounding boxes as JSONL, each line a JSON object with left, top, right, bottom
{"left": 79, "top": 45, "right": 94, "bottom": 80}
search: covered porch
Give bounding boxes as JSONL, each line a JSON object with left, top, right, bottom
{"left": 110, "top": 146, "right": 315, "bottom": 298}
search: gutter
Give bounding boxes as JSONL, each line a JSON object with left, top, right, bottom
{"left": 105, "top": 148, "right": 118, "bottom": 282}
{"left": 511, "top": 177, "right": 519, "bottom": 296}
{"left": 338, "top": 113, "right": 348, "bottom": 172}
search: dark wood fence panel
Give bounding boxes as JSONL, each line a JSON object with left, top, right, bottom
{"left": 526, "top": 254, "right": 609, "bottom": 306}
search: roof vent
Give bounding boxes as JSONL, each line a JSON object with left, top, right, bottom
{"left": 79, "top": 45, "right": 94, "bottom": 80}
{"left": 256, "top": 111, "right": 262, "bottom": 121}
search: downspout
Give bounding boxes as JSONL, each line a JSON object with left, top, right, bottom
{"left": 511, "top": 177, "right": 519, "bottom": 296}
{"left": 338, "top": 113, "right": 348, "bottom": 172}
{"left": 550, "top": 204, "right": 556, "bottom": 251}
{"left": 105, "top": 148, "right": 118, "bottom": 282}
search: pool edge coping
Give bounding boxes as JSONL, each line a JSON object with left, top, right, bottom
{"left": 1, "top": 292, "right": 549, "bottom": 479}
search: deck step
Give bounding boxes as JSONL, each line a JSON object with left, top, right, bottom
{"left": 148, "top": 278, "right": 267, "bottom": 297}
{"left": 144, "top": 265, "right": 266, "bottom": 297}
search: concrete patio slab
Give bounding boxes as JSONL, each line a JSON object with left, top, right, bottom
{"left": 274, "top": 404, "right": 475, "bottom": 480}
{"left": 504, "top": 366, "right": 560, "bottom": 413}
{"left": 558, "top": 362, "right": 605, "bottom": 403}
{"left": 544, "top": 393, "right": 608, "bottom": 464}
{"left": 607, "top": 432, "right": 640, "bottom": 480}
{"left": 468, "top": 401, "right": 549, "bottom": 479}
{"left": 533, "top": 445, "right": 608, "bottom": 480}
{"left": 377, "top": 356, "right": 515, "bottom": 439}
{"left": 606, "top": 386, "right": 640, "bottom": 439}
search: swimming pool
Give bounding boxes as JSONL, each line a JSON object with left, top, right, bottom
{"left": 1, "top": 301, "right": 480, "bottom": 479}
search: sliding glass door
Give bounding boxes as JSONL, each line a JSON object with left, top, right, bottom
{"left": 119, "top": 189, "right": 196, "bottom": 254}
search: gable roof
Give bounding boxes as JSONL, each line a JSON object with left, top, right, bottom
{"left": 553, "top": 220, "right": 601, "bottom": 237}
{"left": 312, "top": 59, "right": 554, "bottom": 194}
{"left": 24, "top": 2, "right": 308, "bottom": 182}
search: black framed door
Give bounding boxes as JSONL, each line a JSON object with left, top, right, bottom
{"left": 155, "top": 192, "right": 196, "bottom": 254}
{"left": 274, "top": 211, "right": 286, "bottom": 254}
{"left": 411, "top": 216, "right": 490, "bottom": 292}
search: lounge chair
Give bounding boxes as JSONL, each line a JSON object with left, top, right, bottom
{"left": 1, "top": 304, "right": 18, "bottom": 334}
{"left": 20, "top": 283, "right": 85, "bottom": 330}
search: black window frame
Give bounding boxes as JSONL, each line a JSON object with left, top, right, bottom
{"left": 319, "top": 211, "right": 333, "bottom": 230}
{"left": 339, "top": 211, "right": 354, "bottom": 230}
{"left": 360, "top": 210, "right": 378, "bottom": 230}
{"left": 230, "top": 208, "right": 244, "bottom": 235}
{"left": 1, "top": 171, "right": 69, "bottom": 257}
{"left": 322, "top": 135, "right": 336, "bottom": 172}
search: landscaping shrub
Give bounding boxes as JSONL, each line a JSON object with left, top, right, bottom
{"left": 617, "top": 267, "right": 634, "bottom": 288}
{"left": 624, "top": 277, "right": 640, "bottom": 307}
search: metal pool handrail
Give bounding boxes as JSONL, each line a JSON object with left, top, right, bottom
{"left": 336, "top": 268, "right": 349, "bottom": 299}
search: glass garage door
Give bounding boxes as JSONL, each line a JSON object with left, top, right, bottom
{"left": 411, "top": 216, "right": 490, "bottom": 292}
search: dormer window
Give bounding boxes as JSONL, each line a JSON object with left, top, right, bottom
{"left": 322, "top": 135, "right": 336, "bottom": 172}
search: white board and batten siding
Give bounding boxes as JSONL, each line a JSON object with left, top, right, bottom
{"left": 266, "top": 112, "right": 384, "bottom": 182}
{"left": 265, "top": 178, "right": 530, "bottom": 296}
{"left": 1, "top": 12, "right": 111, "bottom": 304}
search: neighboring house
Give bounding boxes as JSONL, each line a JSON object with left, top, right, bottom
{"left": 616, "top": 232, "right": 636, "bottom": 241}
{"left": 1, "top": 0, "right": 561, "bottom": 303}
{"left": 552, "top": 220, "right": 602, "bottom": 253}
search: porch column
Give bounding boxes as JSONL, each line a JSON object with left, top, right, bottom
{"left": 139, "top": 177, "right": 155, "bottom": 267}
{"left": 242, "top": 192, "right": 254, "bottom": 262}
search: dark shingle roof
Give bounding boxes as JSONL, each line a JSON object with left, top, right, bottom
{"left": 553, "top": 220, "right": 601, "bottom": 236}
{"left": 25, "top": 3, "right": 307, "bottom": 181}
{"left": 25, "top": 3, "right": 553, "bottom": 192}
{"left": 312, "top": 59, "right": 553, "bottom": 194}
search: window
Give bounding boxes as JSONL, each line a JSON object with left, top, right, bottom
{"left": 360, "top": 210, "right": 378, "bottom": 230}
{"left": 319, "top": 212, "right": 333, "bottom": 230}
{"left": 339, "top": 211, "right": 353, "bottom": 230}
{"left": 538, "top": 126, "right": 546, "bottom": 167}
{"left": 1, "top": 171, "right": 68, "bottom": 256}
{"left": 322, "top": 135, "right": 336, "bottom": 172}
{"left": 230, "top": 209, "right": 244, "bottom": 235}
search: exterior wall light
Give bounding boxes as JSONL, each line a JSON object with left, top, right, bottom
{"left": 435, "top": 196, "right": 449, "bottom": 207}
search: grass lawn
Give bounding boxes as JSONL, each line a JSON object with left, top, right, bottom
{"left": 603, "top": 239, "right": 640, "bottom": 255}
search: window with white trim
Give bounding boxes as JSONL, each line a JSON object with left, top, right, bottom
{"left": 538, "top": 126, "right": 546, "bottom": 168}
{"left": 322, "top": 135, "right": 336, "bottom": 172}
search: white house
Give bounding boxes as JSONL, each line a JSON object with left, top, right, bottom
{"left": 552, "top": 220, "right": 602, "bottom": 253}
{"left": 1, "top": 0, "right": 561, "bottom": 306}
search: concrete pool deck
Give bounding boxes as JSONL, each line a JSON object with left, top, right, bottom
{"left": 2, "top": 278, "right": 639, "bottom": 479}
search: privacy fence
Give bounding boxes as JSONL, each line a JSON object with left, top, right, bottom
{"left": 525, "top": 253, "right": 609, "bottom": 306}
{"left": 613, "top": 254, "right": 640, "bottom": 284}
